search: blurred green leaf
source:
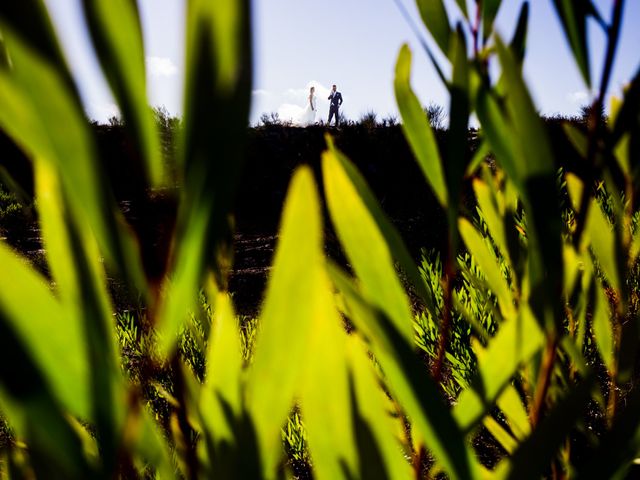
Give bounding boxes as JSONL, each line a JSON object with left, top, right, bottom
{"left": 482, "top": 0, "right": 503, "bottom": 44}
{"left": 157, "top": 0, "right": 251, "bottom": 354}
{"left": 322, "top": 145, "right": 414, "bottom": 342}
{"left": 0, "top": 389, "right": 92, "bottom": 479}
{"left": 454, "top": 305, "right": 545, "bottom": 431}
{"left": 496, "top": 374, "right": 595, "bottom": 480}
{"left": 246, "top": 167, "right": 327, "bottom": 475}
{"left": 445, "top": 26, "right": 471, "bottom": 229}
{"left": 329, "top": 265, "right": 479, "bottom": 479}
{"left": 415, "top": 0, "right": 451, "bottom": 55}
{"left": 459, "top": 217, "right": 514, "bottom": 319}
{"left": 551, "top": 0, "right": 592, "bottom": 87}
{"left": 0, "top": 25, "right": 148, "bottom": 299}
{"left": 0, "top": 242, "right": 90, "bottom": 420}
{"left": 394, "top": 44, "right": 448, "bottom": 207}
{"left": 585, "top": 199, "right": 621, "bottom": 292}
{"left": 496, "top": 385, "right": 531, "bottom": 440}
{"left": 509, "top": 1, "right": 529, "bottom": 65}
{"left": 300, "top": 289, "right": 357, "bottom": 480}
{"left": 495, "top": 35, "right": 563, "bottom": 331}
{"left": 346, "top": 337, "right": 413, "bottom": 480}
{"left": 0, "top": 0, "right": 79, "bottom": 94}
{"left": 593, "top": 278, "right": 615, "bottom": 372}
{"left": 81, "top": 0, "right": 164, "bottom": 185}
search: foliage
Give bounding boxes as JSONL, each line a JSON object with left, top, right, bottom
{"left": 0, "top": 1, "right": 639, "bottom": 480}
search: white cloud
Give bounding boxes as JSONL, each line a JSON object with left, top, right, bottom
{"left": 146, "top": 56, "right": 178, "bottom": 77}
{"left": 567, "top": 90, "right": 591, "bottom": 104}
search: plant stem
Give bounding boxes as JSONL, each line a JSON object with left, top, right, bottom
{"left": 531, "top": 336, "right": 558, "bottom": 427}
{"left": 432, "top": 257, "right": 455, "bottom": 384}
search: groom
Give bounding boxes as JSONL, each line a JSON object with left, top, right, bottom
{"left": 327, "top": 84, "right": 343, "bottom": 127}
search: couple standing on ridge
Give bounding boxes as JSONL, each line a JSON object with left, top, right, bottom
{"left": 300, "top": 84, "right": 343, "bottom": 126}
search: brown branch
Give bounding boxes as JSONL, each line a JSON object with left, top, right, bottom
{"left": 531, "top": 336, "right": 558, "bottom": 427}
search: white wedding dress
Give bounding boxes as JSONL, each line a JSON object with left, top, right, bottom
{"left": 296, "top": 94, "right": 317, "bottom": 126}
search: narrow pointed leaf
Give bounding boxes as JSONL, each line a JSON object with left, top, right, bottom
{"left": 415, "top": 0, "right": 451, "bottom": 55}
{"left": 395, "top": 44, "right": 448, "bottom": 207}
{"left": 81, "top": 0, "right": 163, "bottom": 185}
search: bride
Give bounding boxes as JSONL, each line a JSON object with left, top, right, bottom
{"left": 297, "top": 86, "right": 317, "bottom": 126}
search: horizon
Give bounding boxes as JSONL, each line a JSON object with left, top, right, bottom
{"left": 44, "top": 0, "right": 640, "bottom": 125}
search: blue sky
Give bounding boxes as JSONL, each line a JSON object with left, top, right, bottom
{"left": 44, "top": 0, "right": 640, "bottom": 124}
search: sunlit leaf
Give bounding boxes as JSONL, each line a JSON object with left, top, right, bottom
{"left": 459, "top": 217, "right": 514, "bottom": 319}
{"left": 323, "top": 146, "right": 414, "bottom": 342}
{"left": 329, "top": 265, "right": 480, "bottom": 479}
{"left": 246, "top": 167, "right": 327, "bottom": 475}
{"left": 394, "top": 44, "right": 448, "bottom": 207}
{"left": 454, "top": 305, "right": 545, "bottom": 431}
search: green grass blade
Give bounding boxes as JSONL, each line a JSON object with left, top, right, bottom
{"left": 394, "top": 44, "right": 448, "bottom": 207}
{"left": 81, "top": 0, "right": 164, "bottom": 185}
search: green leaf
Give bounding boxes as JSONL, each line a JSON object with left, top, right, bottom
{"left": 0, "top": 0, "right": 79, "bottom": 95}
{"left": 459, "top": 217, "right": 515, "bottom": 319}
{"left": 445, "top": 26, "right": 471, "bottom": 227}
{"left": 246, "top": 167, "right": 328, "bottom": 475}
{"left": 484, "top": 415, "right": 517, "bottom": 454}
{"left": 394, "top": 44, "right": 448, "bottom": 207}
{"left": 509, "top": 1, "right": 529, "bottom": 65}
{"left": 415, "top": 0, "right": 451, "bottom": 54}
{"left": 496, "top": 374, "right": 596, "bottom": 480}
{"left": 551, "top": 0, "right": 591, "bottom": 87}
{"left": 300, "top": 290, "right": 357, "bottom": 480}
{"left": 473, "top": 178, "right": 511, "bottom": 269}
{"left": 495, "top": 35, "right": 563, "bottom": 331}
{"left": 156, "top": 0, "right": 251, "bottom": 354}
{"left": 454, "top": 305, "right": 545, "bottom": 431}
{"left": 201, "top": 290, "right": 243, "bottom": 444}
{"left": 322, "top": 146, "right": 414, "bottom": 342}
{"left": 0, "top": 242, "right": 90, "bottom": 420}
{"left": 0, "top": 388, "right": 92, "bottom": 478}
{"left": 585, "top": 199, "right": 621, "bottom": 292}
{"left": 0, "top": 25, "right": 148, "bottom": 300}
{"left": 346, "top": 337, "right": 413, "bottom": 480}
{"left": 329, "top": 265, "right": 480, "bottom": 479}
{"left": 593, "top": 278, "right": 615, "bottom": 372}
{"left": 81, "top": 0, "right": 163, "bottom": 185}
{"left": 496, "top": 385, "right": 531, "bottom": 440}
{"left": 482, "top": 0, "right": 503, "bottom": 44}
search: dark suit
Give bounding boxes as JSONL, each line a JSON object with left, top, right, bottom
{"left": 327, "top": 90, "right": 343, "bottom": 126}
